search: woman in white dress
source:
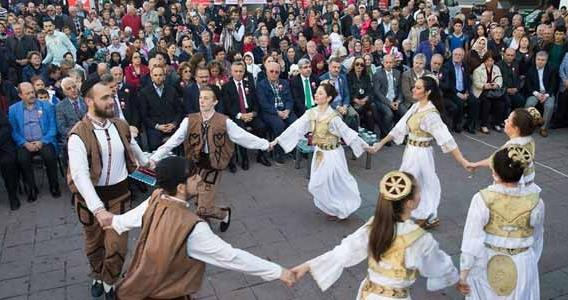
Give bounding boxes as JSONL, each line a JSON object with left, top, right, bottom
{"left": 457, "top": 146, "right": 544, "bottom": 300}
{"left": 372, "top": 76, "right": 471, "bottom": 228}
{"left": 292, "top": 171, "right": 459, "bottom": 299}
{"left": 470, "top": 107, "right": 544, "bottom": 191}
{"left": 271, "top": 82, "right": 372, "bottom": 220}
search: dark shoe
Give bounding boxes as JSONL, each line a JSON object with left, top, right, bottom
{"left": 91, "top": 281, "right": 104, "bottom": 298}
{"left": 453, "top": 125, "right": 462, "bottom": 133}
{"left": 241, "top": 157, "right": 249, "bottom": 170}
{"left": 9, "top": 196, "right": 20, "bottom": 211}
{"left": 539, "top": 128, "right": 549, "bottom": 137}
{"left": 220, "top": 207, "right": 231, "bottom": 232}
{"left": 27, "top": 187, "right": 38, "bottom": 203}
{"left": 104, "top": 287, "right": 115, "bottom": 300}
{"left": 385, "top": 141, "right": 393, "bottom": 147}
{"left": 228, "top": 162, "right": 237, "bottom": 173}
{"left": 256, "top": 153, "right": 272, "bottom": 167}
{"left": 465, "top": 124, "right": 476, "bottom": 134}
{"left": 50, "top": 186, "right": 61, "bottom": 198}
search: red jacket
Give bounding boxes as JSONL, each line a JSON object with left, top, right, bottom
{"left": 121, "top": 14, "right": 142, "bottom": 34}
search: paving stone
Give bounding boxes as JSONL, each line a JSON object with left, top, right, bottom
{"left": 0, "top": 261, "right": 31, "bottom": 281}
{"left": 31, "top": 255, "right": 64, "bottom": 274}
{"left": 0, "top": 276, "right": 29, "bottom": 299}
{"left": 28, "top": 287, "right": 65, "bottom": 300}
{"left": 65, "top": 283, "right": 89, "bottom": 300}
{"left": 4, "top": 229, "right": 35, "bottom": 248}
{"left": 208, "top": 271, "right": 248, "bottom": 296}
{"left": 251, "top": 281, "right": 295, "bottom": 300}
{"left": 1, "top": 244, "right": 34, "bottom": 264}
{"left": 29, "top": 270, "right": 65, "bottom": 292}
{"left": 217, "top": 287, "right": 256, "bottom": 300}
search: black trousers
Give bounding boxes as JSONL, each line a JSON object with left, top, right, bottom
{"left": 446, "top": 94, "right": 480, "bottom": 130}
{"left": 553, "top": 90, "right": 568, "bottom": 127}
{"left": 353, "top": 101, "right": 379, "bottom": 133}
{"left": 479, "top": 93, "right": 507, "bottom": 127}
{"left": 0, "top": 159, "right": 19, "bottom": 204}
{"left": 16, "top": 143, "right": 59, "bottom": 191}
{"left": 146, "top": 127, "right": 172, "bottom": 152}
{"left": 234, "top": 116, "right": 268, "bottom": 159}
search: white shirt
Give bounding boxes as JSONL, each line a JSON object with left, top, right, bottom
{"left": 234, "top": 79, "right": 249, "bottom": 120}
{"left": 385, "top": 69, "right": 395, "bottom": 101}
{"left": 68, "top": 117, "right": 147, "bottom": 213}
{"left": 114, "top": 94, "right": 126, "bottom": 120}
{"left": 150, "top": 116, "right": 269, "bottom": 161}
{"left": 112, "top": 196, "right": 283, "bottom": 281}
{"left": 537, "top": 68, "right": 545, "bottom": 92}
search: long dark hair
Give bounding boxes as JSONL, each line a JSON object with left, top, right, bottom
{"left": 512, "top": 108, "right": 544, "bottom": 136}
{"left": 420, "top": 76, "right": 446, "bottom": 117}
{"left": 368, "top": 172, "right": 417, "bottom": 261}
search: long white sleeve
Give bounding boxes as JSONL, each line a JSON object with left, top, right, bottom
{"left": 226, "top": 119, "right": 269, "bottom": 150}
{"left": 68, "top": 134, "right": 104, "bottom": 213}
{"left": 112, "top": 198, "right": 150, "bottom": 235}
{"left": 308, "top": 219, "right": 371, "bottom": 291}
{"left": 389, "top": 104, "right": 414, "bottom": 144}
{"left": 150, "top": 117, "right": 189, "bottom": 162}
{"left": 530, "top": 199, "right": 545, "bottom": 261}
{"left": 421, "top": 112, "right": 457, "bottom": 153}
{"left": 187, "top": 223, "right": 283, "bottom": 281}
{"left": 329, "top": 117, "right": 367, "bottom": 157}
{"left": 130, "top": 137, "right": 148, "bottom": 167}
{"left": 408, "top": 233, "right": 459, "bottom": 291}
{"left": 276, "top": 112, "right": 310, "bottom": 153}
{"left": 460, "top": 193, "right": 490, "bottom": 272}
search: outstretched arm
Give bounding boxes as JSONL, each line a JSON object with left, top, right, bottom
{"left": 226, "top": 119, "right": 269, "bottom": 150}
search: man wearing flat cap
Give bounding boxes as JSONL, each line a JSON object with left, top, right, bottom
{"left": 108, "top": 156, "right": 296, "bottom": 299}
{"left": 66, "top": 77, "right": 148, "bottom": 299}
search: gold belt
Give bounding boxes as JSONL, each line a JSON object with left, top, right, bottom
{"left": 359, "top": 278, "right": 409, "bottom": 299}
{"left": 486, "top": 244, "right": 529, "bottom": 256}
{"left": 407, "top": 139, "right": 431, "bottom": 148}
{"left": 313, "top": 143, "right": 339, "bottom": 150}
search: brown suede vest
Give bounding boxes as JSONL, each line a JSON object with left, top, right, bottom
{"left": 117, "top": 189, "right": 205, "bottom": 300}
{"left": 67, "top": 117, "right": 137, "bottom": 194}
{"left": 184, "top": 112, "right": 234, "bottom": 170}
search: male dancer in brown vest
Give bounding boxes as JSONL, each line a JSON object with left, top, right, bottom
{"left": 148, "top": 86, "right": 272, "bottom": 231}
{"left": 107, "top": 156, "right": 295, "bottom": 299}
{"left": 67, "top": 77, "right": 148, "bottom": 299}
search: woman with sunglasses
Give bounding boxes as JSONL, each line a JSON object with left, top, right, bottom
{"left": 348, "top": 56, "right": 377, "bottom": 133}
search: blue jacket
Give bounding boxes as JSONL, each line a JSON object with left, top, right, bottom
{"left": 256, "top": 79, "right": 294, "bottom": 115}
{"left": 319, "top": 72, "right": 351, "bottom": 108}
{"left": 8, "top": 100, "right": 58, "bottom": 149}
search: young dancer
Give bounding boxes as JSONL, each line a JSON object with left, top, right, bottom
{"left": 271, "top": 82, "right": 374, "bottom": 220}
{"left": 292, "top": 171, "right": 459, "bottom": 299}
{"left": 372, "top": 76, "right": 471, "bottom": 228}
{"left": 458, "top": 145, "right": 544, "bottom": 299}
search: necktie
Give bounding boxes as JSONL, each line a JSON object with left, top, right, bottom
{"left": 237, "top": 82, "right": 246, "bottom": 113}
{"left": 72, "top": 100, "right": 80, "bottom": 117}
{"left": 303, "top": 78, "right": 313, "bottom": 108}
{"left": 201, "top": 121, "right": 209, "bottom": 153}
{"left": 113, "top": 97, "right": 120, "bottom": 118}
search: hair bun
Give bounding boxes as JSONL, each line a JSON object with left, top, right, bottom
{"left": 507, "top": 145, "right": 533, "bottom": 169}
{"left": 380, "top": 171, "right": 413, "bottom": 201}
{"left": 526, "top": 107, "right": 544, "bottom": 127}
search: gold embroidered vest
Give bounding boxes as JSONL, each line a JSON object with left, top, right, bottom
{"left": 480, "top": 189, "right": 540, "bottom": 239}
{"left": 368, "top": 227, "right": 426, "bottom": 281}
{"left": 406, "top": 108, "right": 438, "bottom": 138}
{"left": 523, "top": 141, "right": 536, "bottom": 178}
{"left": 309, "top": 109, "right": 340, "bottom": 148}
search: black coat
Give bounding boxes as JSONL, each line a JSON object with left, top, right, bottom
{"left": 440, "top": 61, "right": 471, "bottom": 94}
{"left": 222, "top": 78, "right": 260, "bottom": 120}
{"left": 525, "top": 64, "right": 559, "bottom": 96}
{"left": 138, "top": 83, "right": 184, "bottom": 129}
{"left": 290, "top": 74, "right": 319, "bottom": 117}
{"left": 0, "top": 110, "right": 17, "bottom": 164}
{"left": 117, "top": 84, "right": 140, "bottom": 128}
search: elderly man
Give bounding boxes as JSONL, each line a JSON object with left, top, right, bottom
{"left": 56, "top": 77, "right": 87, "bottom": 147}
{"left": 42, "top": 18, "right": 76, "bottom": 66}
{"left": 441, "top": 48, "right": 479, "bottom": 133}
{"left": 9, "top": 83, "right": 60, "bottom": 201}
{"left": 6, "top": 23, "right": 39, "bottom": 82}
{"left": 257, "top": 62, "right": 297, "bottom": 163}
{"left": 401, "top": 54, "right": 432, "bottom": 111}
{"left": 253, "top": 35, "right": 270, "bottom": 64}
{"left": 373, "top": 54, "right": 404, "bottom": 137}
{"left": 498, "top": 48, "right": 525, "bottom": 109}
{"left": 525, "top": 51, "right": 558, "bottom": 137}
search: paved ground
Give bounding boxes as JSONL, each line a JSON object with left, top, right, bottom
{"left": 1, "top": 128, "right": 568, "bottom": 300}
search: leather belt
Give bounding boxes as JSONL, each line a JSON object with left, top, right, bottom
{"left": 359, "top": 278, "right": 409, "bottom": 299}
{"left": 486, "top": 243, "right": 529, "bottom": 256}
{"left": 313, "top": 143, "right": 339, "bottom": 150}
{"left": 407, "top": 139, "right": 431, "bottom": 148}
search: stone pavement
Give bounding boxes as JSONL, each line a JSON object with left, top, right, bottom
{"left": 0, "top": 129, "right": 568, "bottom": 300}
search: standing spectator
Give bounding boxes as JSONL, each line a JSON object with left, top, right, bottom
{"left": 42, "top": 19, "right": 76, "bottom": 66}
{"left": 408, "top": 12, "right": 427, "bottom": 52}
{"left": 416, "top": 29, "right": 445, "bottom": 67}
{"left": 67, "top": 6, "right": 84, "bottom": 35}
{"left": 524, "top": 51, "right": 558, "bottom": 137}
{"left": 544, "top": 26, "right": 567, "bottom": 68}
{"left": 6, "top": 23, "right": 39, "bottom": 82}
{"left": 138, "top": 65, "right": 184, "bottom": 151}
{"left": 0, "top": 110, "right": 19, "bottom": 210}
{"left": 472, "top": 53, "right": 505, "bottom": 134}
{"left": 9, "top": 83, "right": 60, "bottom": 202}
{"left": 441, "top": 48, "right": 478, "bottom": 133}
{"left": 447, "top": 18, "right": 469, "bottom": 52}
{"left": 121, "top": 5, "right": 142, "bottom": 35}
{"left": 555, "top": 52, "right": 568, "bottom": 128}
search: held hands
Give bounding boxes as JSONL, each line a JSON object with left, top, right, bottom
{"left": 456, "top": 278, "right": 471, "bottom": 296}
{"left": 268, "top": 140, "right": 278, "bottom": 151}
{"left": 94, "top": 209, "right": 114, "bottom": 228}
{"left": 291, "top": 263, "right": 310, "bottom": 281}
{"left": 146, "top": 159, "right": 157, "bottom": 170}
{"left": 279, "top": 268, "right": 297, "bottom": 287}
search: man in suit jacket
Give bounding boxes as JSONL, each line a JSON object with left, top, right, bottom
{"left": 5, "top": 23, "right": 39, "bottom": 82}
{"left": 139, "top": 66, "right": 184, "bottom": 151}
{"left": 319, "top": 58, "right": 359, "bottom": 130}
{"left": 290, "top": 58, "right": 319, "bottom": 117}
{"left": 373, "top": 54, "right": 404, "bottom": 136}
{"left": 182, "top": 66, "right": 222, "bottom": 115}
{"left": 524, "top": 51, "right": 559, "bottom": 137}
{"left": 110, "top": 67, "right": 140, "bottom": 131}
{"left": 257, "top": 62, "right": 297, "bottom": 163}
{"left": 440, "top": 48, "right": 479, "bottom": 133}
{"left": 222, "top": 61, "right": 271, "bottom": 170}
{"left": 9, "top": 83, "right": 60, "bottom": 202}
{"left": 0, "top": 110, "right": 20, "bottom": 210}
{"left": 401, "top": 54, "right": 432, "bottom": 110}
{"left": 56, "top": 78, "right": 87, "bottom": 147}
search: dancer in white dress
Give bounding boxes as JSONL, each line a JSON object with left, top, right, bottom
{"left": 470, "top": 107, "right": 544, "bottom": 191}
{"left": 372, "top": 76, "right": 471, "bottom": 228}
{"left": 457, "top": 146, "right": 544, "bottom": 300}
{"left": 271, "top": 82, "right": 373, "bottom": 220}
{"left": 291, "top": 171, "right": 459, "bottom": 299}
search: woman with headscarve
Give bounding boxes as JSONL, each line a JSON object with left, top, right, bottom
{"left": 466, "top": 37, "right": 488, "bottom": 74}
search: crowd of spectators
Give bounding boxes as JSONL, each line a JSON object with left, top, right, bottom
{"left": 1, "top": 0, "right": 567, "bottom": 211}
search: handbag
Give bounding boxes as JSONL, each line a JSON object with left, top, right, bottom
{"left": 485, "top": 75, "right": 505, "bottom": 98}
